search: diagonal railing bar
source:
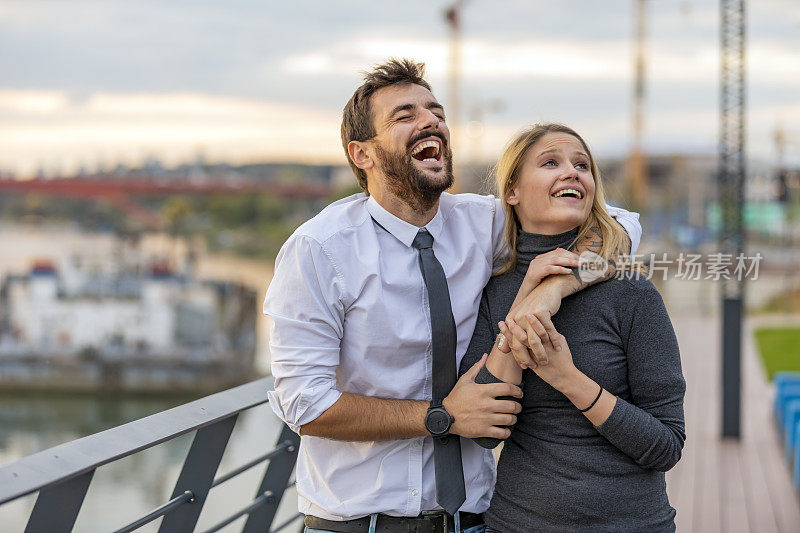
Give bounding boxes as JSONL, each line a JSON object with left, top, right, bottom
{"left": 24, "top": 469, "right": 94, "bottom": 533}
{"left": 0, "top": 376, "right": 302, "bottom": 533}
{"left": 112, "top": 490, "right": 194, "bottom": 533}
{"left": 0, "top": 377, "right": 272, "bottom": 506}
{"left": 211, "top": 440, "right": 294, "bottom": 489}
{"left": 158, "top": 415, "right": 238, "bottom": 532}
{"left": 200, "top": 490, "right": 274, "bottom": 533}
{"left": 243, "top": 424, "right": 301, "bottom": 533}
{"left": 269, "top": 511, "right": 303, "bottom": 533}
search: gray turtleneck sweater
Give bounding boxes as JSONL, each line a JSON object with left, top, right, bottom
{"left": 459, "top": 228, "right": 686, "bottom": 533}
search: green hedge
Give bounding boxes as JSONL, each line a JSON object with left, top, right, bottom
{"left": 754, "top": 327, "right": 800, "bottom": 381}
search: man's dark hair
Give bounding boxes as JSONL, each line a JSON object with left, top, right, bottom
{"left": 341, "top": 58, "right": 432, "bottom": 194}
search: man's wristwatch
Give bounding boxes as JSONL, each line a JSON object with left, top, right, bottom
{"left": 425, "top": 402, "right": 454, "bottom": 437}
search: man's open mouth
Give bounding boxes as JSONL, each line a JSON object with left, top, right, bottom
{"left": 410, "top": 139, "right": 442, "bottom": 162}
{"left": 551, "top": 188, "right": 584, "bottom": 199}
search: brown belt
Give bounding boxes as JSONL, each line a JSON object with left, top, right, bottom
{"left": 304, "top": 511, "right": 484, "bottom": 533}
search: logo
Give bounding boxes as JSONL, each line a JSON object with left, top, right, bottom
{"left": 576, "top": 251, "right": 609, "bottom": 283}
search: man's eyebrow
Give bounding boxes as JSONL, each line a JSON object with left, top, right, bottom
{"left": 388, "top": 103, "right": 414, "bottom": 118}
{"left": 388, "top": 101, "right": 445, "bottom": 118}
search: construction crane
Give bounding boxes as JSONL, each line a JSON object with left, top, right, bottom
{"left": 628, "top": 0, "right": 649, "bottom": 209}
{"left": 444, "top": 0, "right": 467, "bottom": 191}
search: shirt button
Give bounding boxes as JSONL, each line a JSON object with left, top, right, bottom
{"left": 411, "top": 489, "right": 419, "bottom": 496}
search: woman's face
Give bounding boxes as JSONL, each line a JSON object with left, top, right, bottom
{"left": 507, "top": 132, "right": 596, "bottom": 235}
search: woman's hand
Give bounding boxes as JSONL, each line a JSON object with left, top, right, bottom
{"left": 499, "top": 249, "right": 580, "bottom": 362}
{"left": 503, "top": 279, "right": 563, "bottom": 364}
{"left": 486, "top": 337, "right": 523, "bottom": 385}
{"left": 499, "top": 316, "right": 580, "bottom": 394}
{"left": 499, "top": 318, "right": 616, "bottom": 424}
{"left": 523, "top": 248, "right": 580, "bottom": 288}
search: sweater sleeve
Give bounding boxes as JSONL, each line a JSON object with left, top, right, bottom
{"left": 594, "top": 281, "right": 686, "bottom": 472}
{"left": 459, "top": 287, "right": 496, "bottom": 377}
{"left": 472, "top": 366, "right": 522, "bottom": 449}
{"left": 459, "top": 287, "right": 522, "bottom": 449}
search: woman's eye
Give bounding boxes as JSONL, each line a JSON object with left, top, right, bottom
{"left": 576, "top": 162, "right": 589, "bottom": 170}
{"left": 543, "top": 160, "right": 557, "bottom": 167}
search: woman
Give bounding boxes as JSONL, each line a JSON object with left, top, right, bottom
{"left": 459, "top": 123, "right": 686, "bottom": 532}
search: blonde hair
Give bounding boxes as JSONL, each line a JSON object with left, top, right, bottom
{"left": 492, "top": 123, "right": 630, "bottom": 275}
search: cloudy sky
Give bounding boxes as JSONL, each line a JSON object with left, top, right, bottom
{"left": 1, "top": 0, "right": 799, "bottom": 177}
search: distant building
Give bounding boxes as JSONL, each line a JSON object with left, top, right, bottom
{"left": 0, "top": 253, "right": 257, "bottom": 394}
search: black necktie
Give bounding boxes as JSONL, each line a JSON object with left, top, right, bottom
{"left": 411, "top": 228, "right": 466, "bottom": 515}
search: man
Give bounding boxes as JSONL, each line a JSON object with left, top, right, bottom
{"left": 265, "top": 58, "right": 641, "bottom": 533}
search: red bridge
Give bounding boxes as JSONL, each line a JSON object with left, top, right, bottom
{"left": 0, "top": 176, "right": 333, "bottom": 228}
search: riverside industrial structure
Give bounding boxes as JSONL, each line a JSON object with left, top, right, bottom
{"left": 0, "top": 252, "right": 258, "bottom": 394}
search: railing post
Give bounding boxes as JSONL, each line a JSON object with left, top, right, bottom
{"left": 242, "top": 424, "right": 301, "bottom": 533}
{"left": 157, "top": 415, "right": 238, "bottom": 533}
{"left": 24, "top": 469, "right": 94, "bottom": 533}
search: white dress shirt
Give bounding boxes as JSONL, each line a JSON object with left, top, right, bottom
{"left": 264, "top": 192, "right": 641, "bottom": 521}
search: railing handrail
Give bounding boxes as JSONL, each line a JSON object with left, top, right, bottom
{"left": 0, "top": 376, "right": 272, "bottom": 505}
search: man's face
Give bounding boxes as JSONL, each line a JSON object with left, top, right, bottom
{"left": 368, "top": 83, "right": 453, "bottom": 211}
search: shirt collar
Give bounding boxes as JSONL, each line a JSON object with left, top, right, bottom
{"left": 366, "top": 195, "right": 445, "bottom": 248}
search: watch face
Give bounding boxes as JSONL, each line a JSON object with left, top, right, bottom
{"left": 426, "top": 408, "right": 450, "bottom": 435}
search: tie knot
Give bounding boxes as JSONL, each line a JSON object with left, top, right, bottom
{"left": 412, "top": 229, "right": 434, "bottom": 250}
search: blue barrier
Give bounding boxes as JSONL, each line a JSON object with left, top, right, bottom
{"left": 774, "top": 372, "right": 800, "bottom": 387}
{"left": 774, "top": 372, "right": 800, "bottom": 427}
{"left": 772, "top": 372, "right": 800, "bottom": 497}
{"left": 794, "top": 422, "right": 800, "bottom": 492}
{"left": 774, "top": 371, "right": 800, "bottom": 390}
{"left": 785, "top": 400, "right": 800, "bottom": 463}
{"left": 777, "top": 386, "right": 800, "bottom": 430}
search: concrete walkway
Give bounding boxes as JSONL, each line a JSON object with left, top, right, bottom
{"left": 666, "top": 316, "right": 800, "bottom": 532}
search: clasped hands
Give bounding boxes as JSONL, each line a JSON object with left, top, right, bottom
{"left": 440, "top": 249, "right": 582, "bottom": 439}
{"left": 498, "top": 248, "right": 580, "bottom": 369}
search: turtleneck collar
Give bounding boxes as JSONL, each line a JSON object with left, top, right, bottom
{"left": 515, "top": 227, "right": 580, "bottom": 271}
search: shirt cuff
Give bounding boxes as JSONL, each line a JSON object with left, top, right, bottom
{"left": 268, "top": 387, "right": 343, "bottom": 435}
{"left": 606, "top": 206, "right": 642, "bottom": 255}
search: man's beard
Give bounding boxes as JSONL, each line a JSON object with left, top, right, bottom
{"left": 374, "top": 140, "right": 454, "bottom": 214}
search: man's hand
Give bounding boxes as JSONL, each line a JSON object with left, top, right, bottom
{"left": 523, "top": 248, "right": 580, "bottom": 288}
{"left": 442, "top": 354, "right": 523, "bottom": 439}
{"left": 502, "top": 277, "right": 565, "bottom": 367}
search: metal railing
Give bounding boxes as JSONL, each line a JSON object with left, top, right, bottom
{"left": 0, "top": 377, "right": 302, "bottom": 533}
